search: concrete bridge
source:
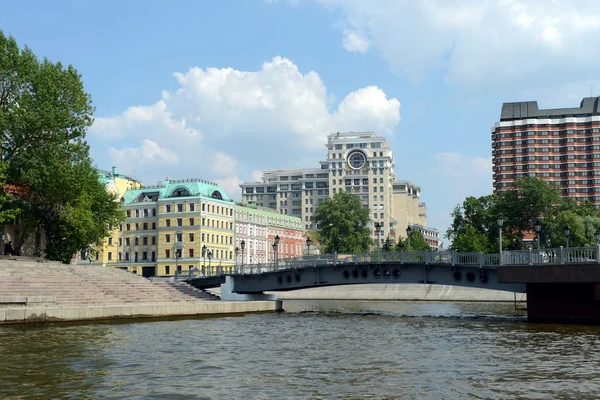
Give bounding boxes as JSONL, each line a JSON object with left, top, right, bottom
{"left": 179, "top": 246, "right": 600, "bottom": 324}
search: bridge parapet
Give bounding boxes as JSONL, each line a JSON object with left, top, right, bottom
{"left": 176, "top": 246, "right": 600, "bottom": 281}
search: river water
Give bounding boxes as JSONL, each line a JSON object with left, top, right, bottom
{"left": 1, "top": 301, "right": 600, "bottom": 399}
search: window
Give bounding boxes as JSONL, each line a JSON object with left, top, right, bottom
{"left": 165, "top": 249, "right": 171, "bottom": 258}
{"left": 142, "top": 251, "right": 147, "bottom": 261}
{"left": 165, "top": 234, "right": 171, "bottom": 243}
{"left": 108, "top": 252, "right": 112, "bottom": 261}
{"left": 125, "top": 238, "right": 130, "bottom": 246}
{"left": 165, "top": 265, "right": 170, "bottom": 275}
{"left": 189, "top": 233, "right": 194, "bottom": 242}
{"left": 189, "top": 218, "right": 195, "bottom": 226}
{"left": 143, "top": 222, "right": 148, "bottom": 230}
{"left": 142, "top": 236, "right": 148, "bottom": 245}
{"left": 151, "top": 251, "right": 156, "bottom": 262}
{"left": 189, "top": 249, "right": 194, "bottom": 257}
{"left": 151, "top": 236, "right": 156, "bottom": 245}
{"left": 190, "top": 203, "right": 195, "bottom": 211}
{"left": 108, "top": 237, "right": 113, "bottom": 245}
{"left": 166, "top": 204, "right": 171, "bottom": 213}
{"left": 177, "top": 218, "right": 183, "bottom": 226}
{"left": 176, "top": 232, "right": 183, "bottom": 242}
{"left": 166, "top": 219, "right": 171, "bottom": 227}
{"left": 134, "top": 237, "right": 139, "bottom": 246}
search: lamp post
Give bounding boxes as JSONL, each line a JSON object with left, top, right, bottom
{"left": 564, "top": 226, "right": 570, "bottom": 249}
{"left": 306, "top": 236, "right": 312, "bottom": 258}
{"left": 241, "top": 240, "right": 246, "bottom": 266}
{"left": 174, "top": 242, "right": 182, "bottom": 273}
{"left": 202, "top": 244, "right": 207, "bottom": 275}
{"left": 406, "top": 226, "right": 412, "bottom": 253}
{"left": 273, "top": 235, "right": 280, "bottom": 265}
{"left": 497, "top": 215, "right": 504, "bottom": 265}
{"left": 374, "top": 222, "right": 381, "bottom": 262}
{"left": 207, "top": 250, "right": 213, "bottom": 273}
{"left": 534, "top": 220, "right": 542, "bottom": 250}
{"left": 235, "top": 246, "right": 239, "bottom": 268}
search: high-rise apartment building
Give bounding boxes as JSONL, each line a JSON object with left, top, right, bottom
{"left": 241, "top": 132, "right": 440, "bottom": 248}
{"left": 493, "top": 97, "right": 600, "bottom": 202}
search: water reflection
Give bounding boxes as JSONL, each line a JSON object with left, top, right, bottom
{"left": 1, "top": 301, "right": 599, "bottom": 399}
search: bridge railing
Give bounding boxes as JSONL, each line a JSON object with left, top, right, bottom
{"left": 184, "top": 245, "right": 600, "bottom": 278}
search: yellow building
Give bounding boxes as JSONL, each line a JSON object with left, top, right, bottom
{"left": 99, "top": 177, "right": 235, "bottom": 277}
{"left": 86, "top": 167, "right": 144, "bottom": 266}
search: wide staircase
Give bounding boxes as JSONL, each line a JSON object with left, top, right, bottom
{"left": 0, "top": 258, "right": 219, "bottom": 306}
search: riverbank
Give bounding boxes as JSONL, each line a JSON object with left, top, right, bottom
{"left": 0, "top": 257, "right": 281, "bottom": 325}
{"left": 270, "top": 284, "right": 523, "bottom": 302}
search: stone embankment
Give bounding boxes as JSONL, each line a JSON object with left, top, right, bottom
{"left": 0, "top": 258, "right": 280, "bottom": 325}
{"left": 269, "top": 284, "right": 522, "bottom": 302}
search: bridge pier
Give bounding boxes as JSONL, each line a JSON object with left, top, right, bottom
{"left": 499, "top": 264, "right": 600, "bottom": 324}
{"left": 220, "top": 277, "right": 283, "bottom": 310}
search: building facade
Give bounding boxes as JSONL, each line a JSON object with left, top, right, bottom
{"left": 78, "top": 177, "right": 236, "bottom": 277}
{"left": 241, "top": 132, "right": 440, "bottom": 248}
{"left": 234, "top": 202, "right": 304, "bottom": 265}
{"left": 492, "top": 96, "right": 600, "bottom": 202}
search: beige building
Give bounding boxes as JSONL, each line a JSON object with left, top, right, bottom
{"left": 241, "top": 132, "right": 440, "bottom": 248}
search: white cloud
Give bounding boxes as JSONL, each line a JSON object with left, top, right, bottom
{"left": 303, "top": 0, "right": 600, "bottom": 85}
{"left": 212, "top": 152, "right": 238, "bottom": 177}
{"left": 214, "top": 176, "right": 244, "bottom": 202}
{"left": 342, "top": 29, "right": 370, "bottom": 52}
{"left": 90, "top": 56, "right": 400, "bottom": 197}
{"left": 109, "top": 139, "right": 179, "bottom": 175}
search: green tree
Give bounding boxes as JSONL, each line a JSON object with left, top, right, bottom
{"left": 406, "top": 230, "right": 431, "bottom": 251}
{"left": 381, "top": 236, "right": 393, "bottom": 252}
{"left": 0, "top": 161, "right": 18, "bottom": 224}
{"left": 394, "top": 236, "right": 406, "bottom": 251}
{"left": 311, "top": 191, "right": 372, "bottom": 253}
{"left": 446, "top": 195, "right": 499, "bottom": 253}
{"left": 0, "top": 31, "right": 123, "bottom": 262}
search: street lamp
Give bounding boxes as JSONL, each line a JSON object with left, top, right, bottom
{"left": 374, "top": 222, "right": 382, "bottom": 251}
{"left": 595, "top": 231, "right": 600, "bottom": 245}
{"left": 273, "top": 235, "right": 280, "bottom": 265}
{"left": 235, "top": 246, "right": 239, "bottom": 268}
{"left": 497, "top": 215, "right": 504, "bottom": 265}
{"left": 534, "top": 220, "right": 542, "bottom": 250}
{"left": 564, "top": 226, "right": 570, "bottom": 249}
{"left": 174, "top": 242, "right": 183, "bottom": 273}
{"left": 207, "top": 249, "right": 213, "bottom": 271}
{"left": 202, "top": 244, "right": 207, "bottom": 274}
{"left": 406, "top": 226, "right": 412, "bottom": 253}
{"left": 241, "top": 240, "right": 246, "bottom": 266}
{"left": 306, "top": 236, "right": 312, "bottom": 258}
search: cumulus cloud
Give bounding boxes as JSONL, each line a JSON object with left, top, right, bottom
{"left": 90, "top": 56, "right": 400, "bottom": 196}
{"left": 302, "top": 0, "right": 600, "bottom": 86}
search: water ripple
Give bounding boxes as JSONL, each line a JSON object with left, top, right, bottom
{"left": 1, "top": 301, "right": 600, "bottom": 399}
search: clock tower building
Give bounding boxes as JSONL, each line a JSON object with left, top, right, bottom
{"left": 326, "top": 132, "right": 395, "bottom": 241}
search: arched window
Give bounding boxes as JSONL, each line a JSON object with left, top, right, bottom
{"left": 172, "top": 188, "right": 191, "bottom": 197}
{"left": 211, "top": 190, "right": 223, "bottom": 200}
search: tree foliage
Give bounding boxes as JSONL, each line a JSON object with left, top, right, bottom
{"left": 0, "top": 161, "right": 18, "bottom": 224}
{"left": 446, "top": 177, "right": 600, "bottom": 252}
{"left": 0, "top": 30, "right": 124, "bottom": 262}
{"left": 406, "top": 230, "right": 431, "bottom": 251}
{"left": 381, "top": 236, "right": 393, "bottom": 252}
{"left": 311, "top": 191, "right": 372, "bottom": 253}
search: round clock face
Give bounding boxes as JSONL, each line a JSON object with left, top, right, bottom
{"left": 348, "top": 151, "right": 367, "bottom": 170}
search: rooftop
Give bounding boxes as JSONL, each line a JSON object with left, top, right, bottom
{"left": 500, "top": 96, "right": 600, "bottom": 120}
{"left": 121, "top": 178, "right": 233, "bottom": 205}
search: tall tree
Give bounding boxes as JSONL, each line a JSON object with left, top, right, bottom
{"left": 311, "top": 191, "right": 372, "bottom": 253}
{"left": 381, "top": 236, "right": 393, "bottom": 252}
{"left": 0, "top": 160, "right": 18, "bottom": 224}
{"left": 0, "top": 30, "right": 123, "bottom": 261}
{"left": 446, "top": 195, "right": 499, "bottom": 253}
{"left": 406, "top": 230, "right": 431, "bottom": 251}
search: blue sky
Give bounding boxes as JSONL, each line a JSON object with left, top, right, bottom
{"left": 3, "top": 0, "right": 600, "bottom": 242}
